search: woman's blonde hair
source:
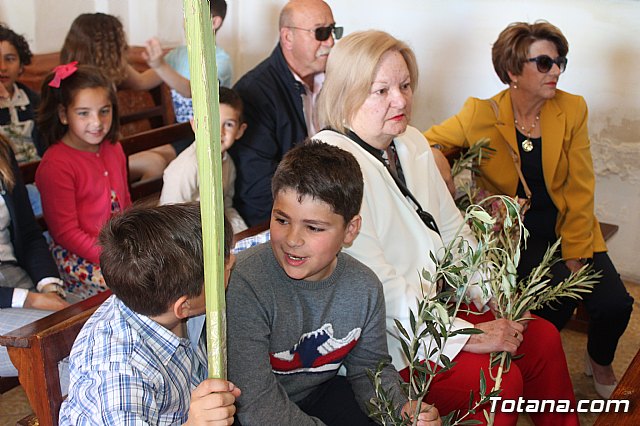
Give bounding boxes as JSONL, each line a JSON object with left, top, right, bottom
{"left": 0, "top": 134, "right": 16, "bottom": 192}
{"left": 60, "top": 13, "right": 129, "bottom": 86}
{"left": 316, "top": 30, "right": 418, "bottom": 134}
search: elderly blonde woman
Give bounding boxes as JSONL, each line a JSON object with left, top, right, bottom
{"left": 424, "top": 21, "right": 633, "bottom": 400}
{"left": 313, "top": 30, "right": 578, "bottom": 425}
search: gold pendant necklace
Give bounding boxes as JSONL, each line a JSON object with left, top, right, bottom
{"left": 514, "top": 114, "right": 539, "bottom": 152}
{"left": 521, "top": 139, "right": 534, "bottom": 152}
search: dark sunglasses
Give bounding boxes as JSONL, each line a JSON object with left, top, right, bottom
{"left": 527, "top": 55, "right": 568, "bottom": 73}
{"left": 288, "top": 24, "right": 343, "bottom": 41}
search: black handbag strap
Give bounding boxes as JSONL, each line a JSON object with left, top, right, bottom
{"left": 334, "top": 129, "right": 441, "bottom": 236}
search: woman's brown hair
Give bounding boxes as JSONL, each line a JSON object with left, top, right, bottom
{"left": 492, "top": 20, "right": 569, "bottom": 85}
{"left": 60, "top": 13, "right": 129, "bottom": 86}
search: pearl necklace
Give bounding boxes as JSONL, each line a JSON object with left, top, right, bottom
{"left": 514, "top": 114, "right": 540, "bottom": 152}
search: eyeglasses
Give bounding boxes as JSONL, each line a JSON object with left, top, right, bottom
{"left": 287, "top": 24, "right": 343, "bottom": 41}
{"left": 527, "top": 55, "right": 568, "bottom": 73}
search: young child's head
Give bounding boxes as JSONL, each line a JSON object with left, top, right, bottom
{"left": 0, "top": 24, "right": 32, "bottom": 96}
{"left": 60, "top": 13, "right": 128, "bottom": 85}
{"left": 99, "top": 202, "right": 234, "bottom": 318}
{"left": 219, "top": 86, "right": 246, "bottom": 154}
{"left": 269, "top": 140, "right": 363, "bottom": 281}
{"left": 211, "top": 0, "right": 228, "bottom": 32}
{"left": 38, "top": 63, "right": 119, "bottom": 150}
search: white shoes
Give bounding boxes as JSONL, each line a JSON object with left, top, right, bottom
{"left": 584, "top": 352, "right": 618, "bottom": 399}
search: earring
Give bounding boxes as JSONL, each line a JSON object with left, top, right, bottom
{"left": 512, "top": 81, "right": 518, "bottom": 89}
{"left": 61, "top": 119, "right": 67, "bottom": 125}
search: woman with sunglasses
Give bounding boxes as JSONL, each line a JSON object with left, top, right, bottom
{"left": 425, "top": 20, "right": 633, "bottom": 399}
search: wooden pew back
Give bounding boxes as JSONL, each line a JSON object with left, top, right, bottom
{"left": 120, "top": 121, "right": 194, "bottom": 202}
{"left": 0, "top": 291, "right": 112, "bottom": 426}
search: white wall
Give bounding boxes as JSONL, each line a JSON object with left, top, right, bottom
{"left": 2, "top": 0, "right": 639, "bottom": 280}
{"left": 0, "top": 0, "right": 187, "bottom": 53}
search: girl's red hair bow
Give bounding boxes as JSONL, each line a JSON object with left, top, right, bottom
{"left": 48, "top": 61, "right": 79, "bottom": 88}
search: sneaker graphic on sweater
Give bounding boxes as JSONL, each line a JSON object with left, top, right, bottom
{"left": 269, "top": 323, "right": 361, "bottom": 374}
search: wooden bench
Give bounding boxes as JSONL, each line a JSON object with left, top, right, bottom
{"left": 593, "top": 347, "right": 640, "bottom": 424}
{"left": 0, "top": 221, "right": 267, "bottom": 426}
{"left": 0, "top": 290, "right": 112, "bottom": 426}
{"left": 120, "top": 121, "right": 194, "bottom": 202}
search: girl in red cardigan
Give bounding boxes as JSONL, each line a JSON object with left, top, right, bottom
{"left": 36, "top": 63, "right": 131, "bottom": 301}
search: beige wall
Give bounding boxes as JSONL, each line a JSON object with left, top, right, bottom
{"left": 2, "top": 0, "right": 639, "bottom": 280}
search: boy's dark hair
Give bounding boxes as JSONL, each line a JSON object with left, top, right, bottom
{"left": 99, "top": 202, "right": 233, "bottom": 317}
{"left": 211, "top": 0, "right": 228, "bottom": 20}
{"left": 219, "top": 86, "right": 243, "bottom": 122}
{"left": 0, "top": 24, "right": 32, "bottom": 66}
{"left": 272, "top": 140, "right": 364, "bottom": 223}
{"left": 38, "top": 64, "right": 120, "bottom": 148}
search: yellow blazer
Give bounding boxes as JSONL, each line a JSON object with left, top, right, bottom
{"left": 424, "top": 89, "right": 606, "bottom": 260}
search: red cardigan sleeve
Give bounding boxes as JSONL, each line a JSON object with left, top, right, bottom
{"left": 36, "top": 151, "right": 102, "bottom": 263}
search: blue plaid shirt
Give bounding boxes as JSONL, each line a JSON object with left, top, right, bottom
{"left": 232, "top": 229, "right": 270, "bottom": 254}
{"left": 59, "top": 295, "right": 208, "bottom": 425}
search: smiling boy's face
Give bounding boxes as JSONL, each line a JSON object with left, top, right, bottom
{"left": 269, "top": 188, "right": 360, "bottom": 282}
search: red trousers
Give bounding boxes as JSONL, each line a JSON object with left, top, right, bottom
{"left": 400, "top": 310, "right": 579, "bottom": 426}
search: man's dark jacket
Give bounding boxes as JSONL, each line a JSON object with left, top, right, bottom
{"left": 230, "top": 44, "right": 308, "bottom": 226}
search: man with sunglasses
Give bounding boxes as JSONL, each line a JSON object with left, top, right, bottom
{"left": 425, "top": 20, "right": 633, "bottom": 403}
{"left": 229, "top": 0, "right": 342, "bottom": 226}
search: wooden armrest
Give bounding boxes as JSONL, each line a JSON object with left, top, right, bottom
{"left": 599, "top": 222, "right": 619, "bottom": 242}
{"left": 0, "top": 290, "right": 111, "bottom": 426}
{"left": 0, "top": 291, "right": 111, "bottom": 349}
